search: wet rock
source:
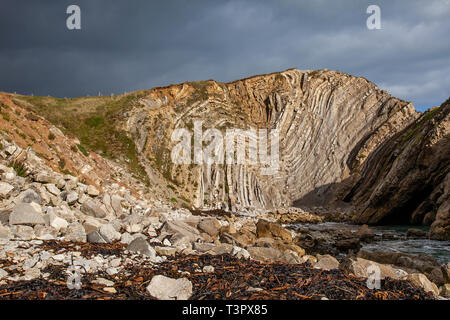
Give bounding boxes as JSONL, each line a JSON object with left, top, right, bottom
{"left": 146, "top": 275, "right": 192, "bottom": 300}
{"left": 9, "top": 203, "right": 45, "bottom": 226}
{"left": 402, "top": 273, "right": 439, "bottom": 296}
{"left": 406, "top": 228, "right": 428, "bottom": 238}
{"left": 356, "top": 224, "right": 375, "bottom": 242}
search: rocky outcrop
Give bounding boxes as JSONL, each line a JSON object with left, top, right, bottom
{"left": 340, "top": 99, "right": 449, "bottom": 239}
{"left": 125, "top": 69, "right": 417, "bottom": 212}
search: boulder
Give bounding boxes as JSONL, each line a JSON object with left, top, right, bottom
{"left": 11, "top": 225, "right": 35, "bottom": 240}
{"left": 66, "top": 191, "right": 79, "bottom": 205}
{"left": 356, "top": 224, "right": 375, "bottom": 241}
{"left": 247, "top": 246, "right": 283, "bottom": 262}
{"left": 87, "top": 231, "right": 107, "bottom": 243}
{"left": 198, "top": 217, "right": 221, "bottom": 237}
{"left": 127, "top": 237, "right": 157, "bottom": 259}
{"left": 402, "top": 273, "right": 439, "bottom": 296}
{"left": 45, "top": 184, "right": 60, "bottom": 196}
{"left": 146, "top": 275, "right": 192, "bottom": 300}
{"left": 314, "top": 254, "right": 340, "bottom": 271}
{"left": 160, "top": 220, "right": 201, "bottom": 243}
{"left": 99, "top": 224, "right": 121, "bottom": 243}
{"left": 81, "top": 199, "right": 107, "bottom": 218}
{"left": 0, "top": 225, "right": 12, "bottom": 239}
{"left": 343, "top": 257, "right": 407, "bottom": 279}
{"left": 49, "top": 215, "right": 69, "bottom": 232}
{"left": 0, "top": 182, "right": 14, "bottom": 199}
{"left": 358, "top": 250, "right": 444, "bottom": 286}
{"left": 87, "top": 185, "right": 100, "bottom": 197}
{"left": 16, "top": 189, "right": 41, "bottom": 204}
{"left": 256, "top": 219, "right": 292, "bottom": 242}
{"left": 9, "top": 203, "right": 45, "bottom": 226}
{"left": 64, "top": 222, "right": 86, "bottom": 242}
{"left": 406, "top": 228, "right": 428, "bottom": 238}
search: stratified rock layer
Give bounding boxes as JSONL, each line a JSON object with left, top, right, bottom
{"left": 126, "top": 69, "right": 417, "bottom": 212}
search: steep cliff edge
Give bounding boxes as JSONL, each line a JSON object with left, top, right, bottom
{"left": 341, "top": 99, "right": 450, "bottom": 239}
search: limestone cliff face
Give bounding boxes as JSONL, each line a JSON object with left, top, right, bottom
{"left": 125, "top": 68, "right": 418, "bottom": 212}
{"left": 342, "top": 99, "right": 450, "bottom": 239}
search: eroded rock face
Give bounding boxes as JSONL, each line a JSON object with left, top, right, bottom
{"left": 126, "top": 69, "right": 417, "bottom": 212}
{"left": 341, "top": 100, "right": 449, "bottom": 239}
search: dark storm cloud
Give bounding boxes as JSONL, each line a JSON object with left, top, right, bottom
{"left": 0, "top": 0, "right": 449, "bottom": 111}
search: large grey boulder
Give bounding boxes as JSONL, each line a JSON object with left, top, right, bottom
{"left": 127, "top": 237, "right": 157, "bottom": 260}
{"left": 81, "top": 199, "right": 107, "bottom": 218}
{"left": 16, "top": 189, "right": 42, "bottom": 204}
{"left": 9, "top": 203, "right": 45, "bottom": 226}
{"left": 146, "top": 275, "right": 192, "bottom": 300}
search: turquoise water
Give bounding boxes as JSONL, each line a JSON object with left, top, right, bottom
{"left": 292, "top": 222, "right": 450, "bottom": 264}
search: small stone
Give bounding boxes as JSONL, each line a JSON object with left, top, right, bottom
{"left": 146, "top": 275, "right": 192, "bottom": 300}
{"left": 202, "top": 265, "right": 215, "bottom": 273}
{"left": 45, "top": 184, "right": 60, "bottom": 196}
{"left": 106, "top": 267, "right": 118, "bottom": 275}
{"left": 155, "top": 246, "right": 177, "bottom": 257}
{"left": 87, "top": 185, "right": 100, "bottom": 197}
{"left": 0, "top": 182, "right": 14, "bottom": 199}
{"left": 66, "top": 191, "right": 79, "bottom": 205}
{"left": 49, "top": 215, "right": 68, "bottom": 231}
{"left": 103, "top": 287, "right": 117, "bottom": 294}
{"left": 0, "top": 268, "right": 8, "bottom": 279}
{"left": 92, "top": 277, "right": 115, "bottom": 287}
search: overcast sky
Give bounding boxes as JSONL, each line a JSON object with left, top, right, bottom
{"left": 1, "top": 0, "right": 449, "bottom": 111}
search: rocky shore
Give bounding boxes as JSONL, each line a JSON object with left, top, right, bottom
{"left": 0, "top": 137, "right": 448, "bottom": 300}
